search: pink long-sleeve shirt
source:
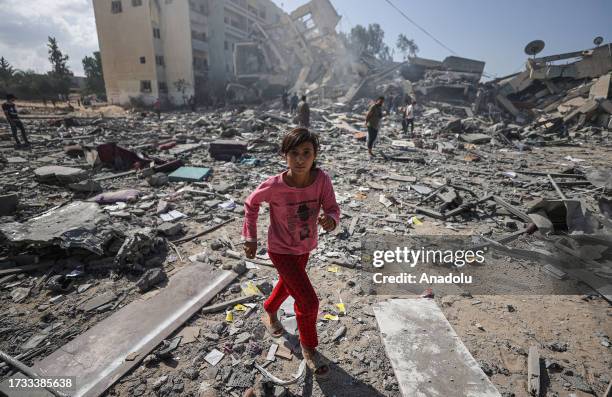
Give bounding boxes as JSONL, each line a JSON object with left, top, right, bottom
{"left": 242, "top": 169, "right": 340, "bottom": 255}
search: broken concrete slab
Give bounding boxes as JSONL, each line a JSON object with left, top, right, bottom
{"left": 30, "top": 261, "right": 235, "bottom": 397}
{"left": 589, "top": 73, "right": 611, "bottom": 100}
{"left": 374, "top": 299, "right": 502, "bottom": 397}
{"left": 460, "top": 133, "right": 491, "bottom": 144}
{"left": 34, "top": 165, "right": 87, "bottom": 184}
{"left": 0, "top": 201, "right": 111, "bottom": 255}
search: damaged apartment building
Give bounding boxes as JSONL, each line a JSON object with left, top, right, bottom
{"left": 93, "top": 0, "right": 286, "bottom": 106}
{"left": 94, "top": 0, "right": 487, "bottom": 107}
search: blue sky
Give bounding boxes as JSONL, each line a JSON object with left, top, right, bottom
{"left": 278, "top": 0, "right": 612, "bottom": 78}
{"left": 0, "top": 0, "right": 610, "bottom": 78}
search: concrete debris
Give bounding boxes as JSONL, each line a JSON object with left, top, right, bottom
{"left": 0, "top": 27, "right": 610, "bottom": 397}
{"left": 114, "top": 227, "right": 166, "bottom": 269}
{"left": 34, "top": 165, "right": 87, "bottom": 184}
{"left": 135, "top": 267, "right": 166, "bottom": 292}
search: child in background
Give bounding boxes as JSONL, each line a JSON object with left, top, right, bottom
{"left": 242, "top": 128, "right": 340, "bottom": 379}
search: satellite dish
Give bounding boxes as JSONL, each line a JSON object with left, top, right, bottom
{"left": 524, "top": 40, "right": 545, "bottom": 57}
{"left": 594, "top": 36, "right": 604, "bottom": 46}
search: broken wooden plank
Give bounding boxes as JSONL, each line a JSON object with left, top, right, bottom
{"left": 374, "top": 299, "right": 501, "bottom": 397}
{"left": 27, "top": 261, "right": 235, "bottom": 397}
{"left": 527, "top": 345, "right": 541, "bottom": 396}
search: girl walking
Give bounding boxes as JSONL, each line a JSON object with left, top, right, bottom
{"left": 242, "top": 128, "right": 340, "bottom": 379}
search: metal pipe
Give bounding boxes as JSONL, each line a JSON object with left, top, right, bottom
{"left": 0, "top": 349, "right": 70, "bottom": 397}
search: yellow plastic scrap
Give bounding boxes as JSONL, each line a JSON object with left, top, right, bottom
{"left": 327, "top": 266, "right": 339, "bottom": 273}
{"left": 234, "top": 304, "right": 248, "bottom": 312}
{"left": 335, "top": 303, "right": 346, "bottom": 315}
{"left": 225, "top": 310, "right": 234, "bottom": 322}
{"left": 241, "top": 281, "right": 261, "bottom": 296}
{"left": 323, "top": 314, "right": 339, "bottom": 321}
{"left": 411, "top": 216, "right": 423, "bottom": 226}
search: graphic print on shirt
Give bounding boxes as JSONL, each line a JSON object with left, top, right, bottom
{"left": 286, "top": 198, "right": 319, "bottom": 242}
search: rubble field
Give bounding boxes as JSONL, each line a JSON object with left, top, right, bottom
{"left": 1, "top": 67, "right": 612, "bottom": 397}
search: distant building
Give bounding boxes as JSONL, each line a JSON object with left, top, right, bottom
{"left": 92, "top": 0, "right": 286, "bottom": 106}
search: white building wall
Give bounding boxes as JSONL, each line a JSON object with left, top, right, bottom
{"left": 159, "top": 0, "right": 195, "bottom": 105}
{"left": 93, "top": 0, "right": 158, "bottom": 105}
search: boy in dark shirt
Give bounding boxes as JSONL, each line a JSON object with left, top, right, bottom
{"left": 2, "top": 94, "right": 29, "bottom": 147}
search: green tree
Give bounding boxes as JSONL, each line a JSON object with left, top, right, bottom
{"left": 396, "top": 34, "right": 419, "bottom": 60}
{"left": 0, "top": 57, "right": 15, "bottom": 86}
{"left": 345, "top": 23, "right": 392, "bottom": 61}
{"left": 82, "top": 51, "right": 105, "bottom": 96}
{"left": 47, "top": 36, "right": 73, "bottom": 98}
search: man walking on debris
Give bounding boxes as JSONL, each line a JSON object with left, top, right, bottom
{"left": 2, "top": 94, "right": 30, "bottom": 148}
{"left": 153, "top": 98, "right": 161, "bottom": 120}
{"left": 402, "top": 99, "right": 416, "bottom": 136}
{"left": 365, "top": 96, "right": 384, "bottom": 157}
{"left": 297, "top": 95, "right": 310, "bottom": 127}
{"left": 290, "top": 92, "right": 299, "bottom": 114}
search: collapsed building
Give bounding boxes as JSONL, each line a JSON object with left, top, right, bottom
{"left": 231, "top": 0, "right": 486, "bottom": 105}
{"left": 478, "top": 42, "right": 612, "bottom": 131}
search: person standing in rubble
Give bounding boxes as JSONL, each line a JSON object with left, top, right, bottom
{"left": 365, "top": 96, "right": 384, "bottom": 157}
{"left": 402, "top": 99, "right": 416, "bottom": 136}
{"left": 281, "top": 91, "right": 289, "bottom": 112}
{"left": 153, "top": 98, "right": 161, "bottom": 120}
{"left": 297, "top": 95, "right": 310, "bottom": 127}
{"left": 290, "top": 92, "right": 299, "bottom": 114}
{"left": 242, "top": 128, "right": 340, "bottom": 380}
{"left": 2, "top": 94, "right": 30, "bottom": 148}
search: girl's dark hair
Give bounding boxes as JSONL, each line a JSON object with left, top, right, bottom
{"left": 281, "top": 128, "right": 320, "bottom": 168}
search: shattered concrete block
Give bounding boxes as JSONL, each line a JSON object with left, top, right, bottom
{"left": 136, "top": 268, "right": 166, "bottom": 292}
{"left": 442, "top": 118, "right": 462, "bottom": 133}
{"left": 115, "top": 227, "right": 166, "bottom": 269}
{"left": 147, "top": 172, "right": 169, "bottom": 187}
{"left": 157, "top": 222, "right": 183, "bottom": 237}
{"left": 0, "top": 193, "right": 18, "bottom": 216}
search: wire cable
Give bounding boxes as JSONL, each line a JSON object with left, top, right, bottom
{"left": 383, "top": 0, "right": 458, "bottom": 56}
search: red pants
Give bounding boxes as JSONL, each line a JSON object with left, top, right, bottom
{"left": 264, "top": 252, "right": 319, "bottom": 349}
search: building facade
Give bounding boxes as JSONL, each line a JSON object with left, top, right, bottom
{"left": 92, "top": 0, "right": 285, "bottom": 106}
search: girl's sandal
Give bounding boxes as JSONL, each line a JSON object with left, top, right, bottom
{"left": 262, "top": 315, "right": 285, "bottom": 338}
{"left": 304, "top": 351, "right": 331, "bottom": 381}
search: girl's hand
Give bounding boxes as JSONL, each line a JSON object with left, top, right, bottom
{"left": 243, "top": 241, "right": 257, "bottom": 259}
{"left": 318, "top": 214, "right": 336, "bottom": 232}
